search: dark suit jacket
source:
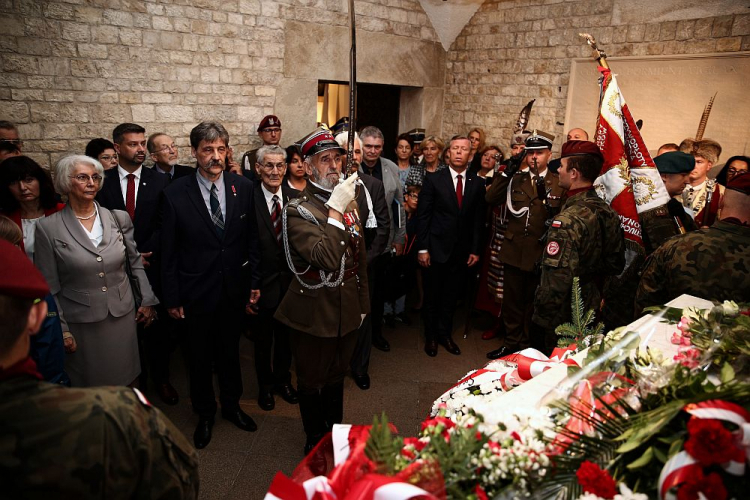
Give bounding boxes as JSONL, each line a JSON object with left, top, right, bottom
{"left": 253, "top": 183, "right": 299, "bottom": 309}
{"left": 358, "top": 173, "right": 390, "bottom": 264}
{"left": 160, "top": 172, "right": 261, "bottom": 314}
{"left": 151, "top": 164, "right": 194, "bottom": 182}
{"left": 96, "top": 167, "right": 169, "bottom": 255}
{"left": 417, "top": 167, "right": 485, "bottom": 264}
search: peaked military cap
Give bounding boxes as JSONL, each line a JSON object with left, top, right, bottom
{"left": 298, "top": 127, "right": 345, "bottom": 158}
{"left": 524, "top": 130, "right": 554, "bottom": 150}
{"left": 407, "top": 128, "right": 426, "bottom": 144}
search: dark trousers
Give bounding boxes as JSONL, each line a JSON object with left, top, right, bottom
{"left": 501, "top": 264, "right": 539, "bottom": 350}
{"left": 138, "top": 304, "right": 181, "bottom": 384}
{"left": 186, "top": 298, "right": 244, "bottom": 418}
{"left": 370, "top": 254, "right": 387, "bottom": 342}
{"left": 250, "top": 308, "right": 292, "bottom": 387}
{"left": 350, "top": 259, "right": 376, "bottom": 377}
{"left": 422, "top": 255, "right": 466, "bottom": 340}
{"left": 290, "top": 329, "right": 358, "bottom": 392}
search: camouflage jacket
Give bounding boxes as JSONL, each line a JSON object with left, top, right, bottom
{"left": 635, "top": 220, "right": 750, "bottom": 314}
{"left": 533, "top": 188, "right": 625, "bottom": 329}
{"left": 0, "top": 372, "right": 199, "bottom": 499}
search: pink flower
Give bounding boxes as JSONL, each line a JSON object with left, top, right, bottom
{"left": 674, "top": 347, "right": 701, "bottom": 369}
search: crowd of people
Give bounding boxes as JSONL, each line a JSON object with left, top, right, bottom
{"left": 0, "top": 111, "right": 749, "bottom": 493}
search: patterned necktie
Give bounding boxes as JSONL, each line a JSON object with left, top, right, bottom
{"left": 125, "top": 173, "right": 136, "bottom": 220}
{"left": 270, "top": 194, "right": 282, "bottom": 244}
{"left": 210, "top": 183, "right": 224, "bottom": 236}
{"left": 456, "top": 174, "right": 463, "bottom": 209}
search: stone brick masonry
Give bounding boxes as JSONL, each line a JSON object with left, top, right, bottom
{"left": 0, "top": 0, "right": 437, "bottom": 169}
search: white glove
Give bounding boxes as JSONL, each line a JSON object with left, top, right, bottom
{"left": 360, "top": 313, "right": 367, "bottom": 327}
{"left": 326, "top": 172, "right": 359, "bottom": 215}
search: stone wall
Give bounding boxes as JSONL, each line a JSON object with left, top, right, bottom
{"left": 443, "top": 0, "right": 749, "bottom": 154}
{"left": 0, "top": 0, "right": 440, "bottom": 168}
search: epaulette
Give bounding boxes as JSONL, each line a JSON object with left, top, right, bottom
{"left": 287, "top": 196, "right": 305, "bottom": 209}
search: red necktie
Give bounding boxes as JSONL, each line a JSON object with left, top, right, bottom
{"left": 456, "top": 174, "right": 463, "bottom": 209}
{"left": 125, "top": 173, "right": 136, "bottom": 220}
{"left": 270, "top": 195, "right": 282, "bottom": 244}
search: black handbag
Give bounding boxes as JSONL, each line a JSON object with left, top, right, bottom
{"left": 110, "top": 211, "right": 143, "bottom": 309}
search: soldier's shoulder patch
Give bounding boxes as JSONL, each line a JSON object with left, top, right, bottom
{"left": 546, "top": 240, "right": 561, "bottom": 256}
{"left": 551, "top": 219, "right": 563, "bottom": 228}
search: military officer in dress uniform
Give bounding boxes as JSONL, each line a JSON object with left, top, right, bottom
{"left": 0, "top": 239, "right": 199, "bottom": 498}
{"left": 532, "top": 141, "right": 625, "bottom": 352}
{"left": 274, "top": 127, "right": 370, "bottom": 454}
{"left": 485, "top": 130, "right": 566, "bottom": 359}
{"left": 635, "top": 172, "right": 750, "bottom": 314}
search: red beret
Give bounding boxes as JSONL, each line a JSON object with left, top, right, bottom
{"left": 726, "top": 171, "right": 750, "bottom": 195}
{"left": 0, "top": 239, "right": 49, "bottom": 299}
{"left": 561, "top": 140, "right": 604, "bottom": 161}
{"left": 257, "top": 115, "right": 281, "bottom": 131}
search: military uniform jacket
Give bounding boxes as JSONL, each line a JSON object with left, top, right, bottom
{"left": 635, "top": 220, "right": 750, "bottom": 314}
{"left": 0, "top": 366, "right": 199, "bottom": 499}
{"left": 532, "top": 188, "right": 625, "bottom": 329}
{"left": 274, "top": 182, "right": 370, "bottom": 338}
{"left": 486, "top": 169, "right": 566, "bottom": 272}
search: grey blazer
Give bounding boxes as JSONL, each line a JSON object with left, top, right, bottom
{"left": 34, "top": 203, "right": 158, "bottom": 332}
{"left": 362, "top": 157, "right": 406, "bottom": 249}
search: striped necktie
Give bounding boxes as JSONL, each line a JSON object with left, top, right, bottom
{"left": 210, "top": 183, "right": 224, "bottom": 237}
{"left": 270, "top": 194, "right": 282, "bottom": 244}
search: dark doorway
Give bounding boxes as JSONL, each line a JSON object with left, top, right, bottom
{"left": 356, "top": 83, "right": 401, "bottom": 162}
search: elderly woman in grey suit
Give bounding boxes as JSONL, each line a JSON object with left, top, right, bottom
{"left": 34, "top": 155, "right": 157, "bottom": 387}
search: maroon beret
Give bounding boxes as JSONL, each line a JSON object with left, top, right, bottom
{"left": 0, "top": 239, "right": 49, "bottom": 299}
{"left": 726, "top": 171, "right": 750, "bottom": 195}
{"left": 561, "top": 140, "right": 603, "bottom": 161}
{"left": 257, "top": 115, "right": 281, "bottom": 131}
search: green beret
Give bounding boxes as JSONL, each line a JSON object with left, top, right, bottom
{"left": 654, "top": 151, "right": 695, "bottom": 174}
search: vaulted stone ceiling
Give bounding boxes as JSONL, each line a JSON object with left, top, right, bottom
{"left": 418, "top": 0, "right": 485, "bottom": 51}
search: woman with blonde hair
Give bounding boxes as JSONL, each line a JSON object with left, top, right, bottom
{"left": 468, "top": 127, "right": 486, "bottom": 171}
{"left": 405, "top": 135, "right": 447, "bottom": 187}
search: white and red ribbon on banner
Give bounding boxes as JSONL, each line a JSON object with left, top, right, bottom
{"left": 264, "top": 424, "right": 437, "bottom": 500}
{"left": 593, "top": 66, "right": 670, "bottom": 250}
{"left": 435, "top": 346, "right": 579, "bottom": 406}
{"left": 657, "top": 400, "right": 750, "bottom": 500}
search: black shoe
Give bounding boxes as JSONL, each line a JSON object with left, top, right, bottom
{"left": 394, "top": 313, "right": 411, "bottom": 326}
{"left": 258, "top": 386, "right": 275, "bottom": 411}
{"left": 155, "top": 382, "right": 179, "bottom": 406}
{"left": 424, "top": 339, "right": 438, "bottom": 357}
{"left": 486, "top": 346, "right": 515, "bottom": 360}
{"left": 193, "top": 417, "right": 214, "bottom": 449}
{"left": 438, "top": 337, "right": 461, "bottom": 355}
{"left": 372, "top": 337, "right": 391, "bottom": 352}
{"left": 273, "top": 383, "right": 298, "bottom": 404}
{"left": 304, "top": 434, "right": 325, "bottom": 455}
{"left": 383, "top": 314, "right": 396, "bottom": 329}
{"left": 221, "top": 408, "right": 257, "bottom": 432}
{"left": 353, "top": 373, "right": 370, "bottom": 390}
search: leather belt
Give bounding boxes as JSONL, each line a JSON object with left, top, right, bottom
{"left": 301, "top": 266, "right": 359, "bottom": 282}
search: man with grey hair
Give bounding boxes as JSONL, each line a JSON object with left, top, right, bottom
{"left": 359, "top": 125, "right": 405, "bottom": 352}
{"left": 160, "top": 121, "right": 262, "bottom": 449}
{"left": 147, "top": 132, "right": 194, "bottom": 182}
{"left": 248, "top": 144, "right": 299, "bottom": 411}
{"left": 274, "top": 127, "right": 369, "bottom": 453}
{"left": 0, "top": 120, "right": 22, "bottom": 163}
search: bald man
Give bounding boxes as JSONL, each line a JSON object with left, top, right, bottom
{"left": 566, "top": 128, "right": 589, "bottom": 141}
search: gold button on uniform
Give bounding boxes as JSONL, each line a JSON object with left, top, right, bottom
{"left": 98, "top": 272, "right": 104, "bottom": 278}
{"left": 101, "top": 287, "right": 107, "bottom": 292}
{"left": 96, "top": 256, "right": 102, "bottom": 262}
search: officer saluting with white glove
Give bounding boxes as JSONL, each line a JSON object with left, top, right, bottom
{"left": 274, "top": 127, "right": 370, "bottom": 454}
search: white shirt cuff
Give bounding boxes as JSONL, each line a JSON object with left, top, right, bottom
{"left": 418, "top": 249, "right": 428, "bottom": 254}
{"left": 327, "top": 217, "right": 345, "bottom": 230}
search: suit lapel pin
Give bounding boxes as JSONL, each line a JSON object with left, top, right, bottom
{"left": 232, "top": 185, "right": 237, "bottom": 196}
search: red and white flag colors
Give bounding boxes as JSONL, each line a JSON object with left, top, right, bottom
{"left": 593, "top": 66, "right": 670, "bottom": 249}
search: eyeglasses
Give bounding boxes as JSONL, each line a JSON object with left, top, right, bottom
{"left": 0, "top": 139, "right": 23, "bottom": 147}
{"left": 70, "top": 174, "right": 103, "bottom": 184}
{"left": 99, "top": 154, "right": 118, "bottom": 162}
{"left": 261, "top": 128, "right": 281, "bottom": 134}
{"left": 405, "top": 192, "right": 419, "bottom": 199}
{"left": 154, "top": 144, "right": 177, "bottom": 153}
{"left": 260, "top": 162, "right": 286, "bottom": 171}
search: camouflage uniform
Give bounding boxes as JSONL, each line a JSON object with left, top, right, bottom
{"left": 635, "top": 220, "right": 750, "bottom": 314}
{"left": 533, "top": 188, "right": 625, "bottom": 340}
{"left": 0, "top": 366, "right": 199, "bottom": 499}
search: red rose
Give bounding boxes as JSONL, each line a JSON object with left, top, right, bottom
{"left": 676, "top": 470, "right": 727, "bottom": 500}
{"left": 576, "top": 460, "right": 617, "bottom": 499}
{"left": 474, "top": 485, "right": 488, "bottom": 500}
{"left": 684, "top": 418, "right": 736, "bottom": 466}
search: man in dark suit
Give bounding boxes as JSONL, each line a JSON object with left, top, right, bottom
{"left": 161, "top": 121, "right": 261, "bottom": 449}
{"left": 95, "top": 123, "right": 176, "bottom": 404}
{"left": 147, "top": 132, "right": 194, "bottom": 181}
{"left": 417, "top": 135, "right": 485, "bottom": 357}
{"left": 249, "top": 145, "right": 299, "bottom": 411}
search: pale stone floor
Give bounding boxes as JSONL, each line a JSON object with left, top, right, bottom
{"left": 145, "top": 307, "right": 494, "bottom": 500}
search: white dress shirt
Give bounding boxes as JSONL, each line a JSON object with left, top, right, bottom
{"left": 118, "top": 166, "right": 142, "bottom": 207}
{"left": 196, "top": 171, "right": 226, "bottom": 220}
{"left": 80, "top": 205, "right": 103, "bottom": 248}
{"left": 261, "top": 183, "right": 282, "bottom": 215}
{"left": 449, "top": 166, "right": 467, "bottom": 195}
